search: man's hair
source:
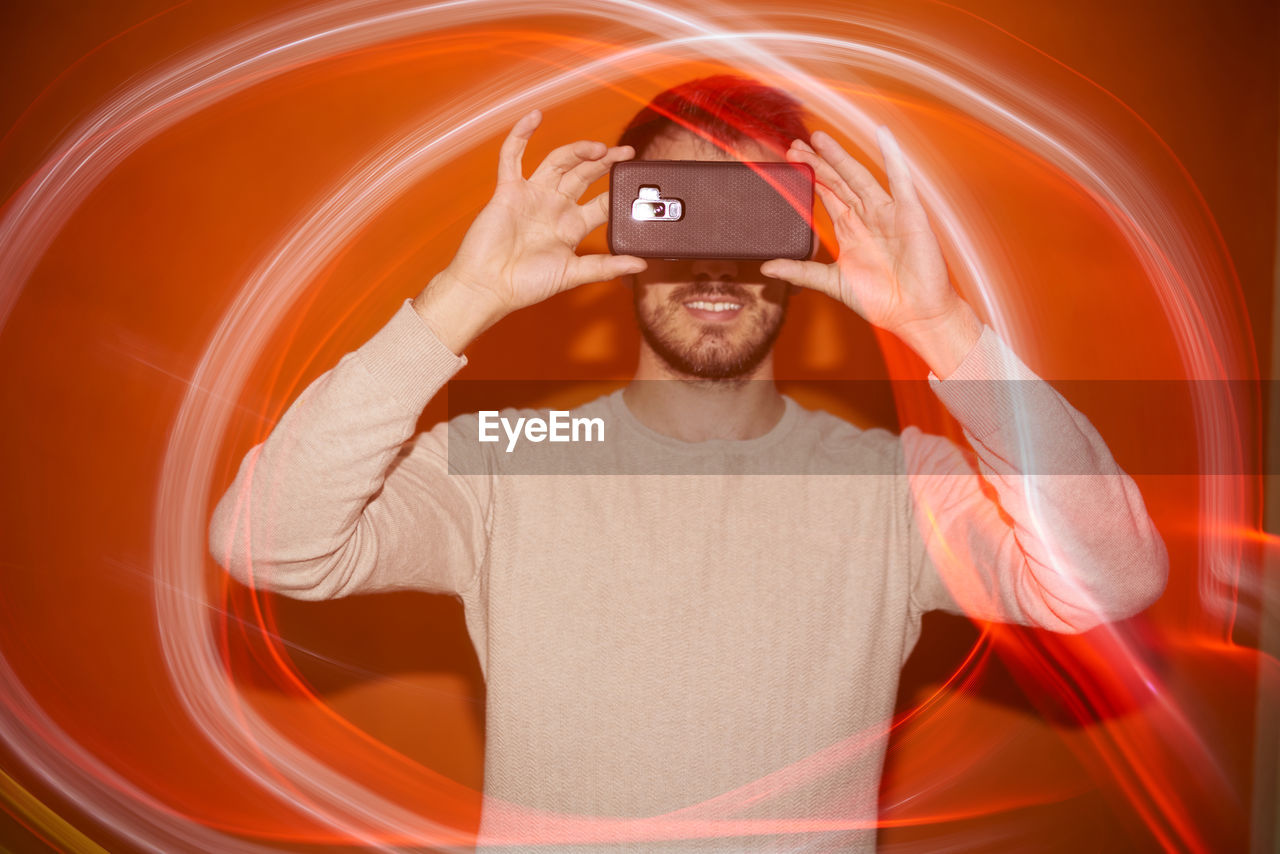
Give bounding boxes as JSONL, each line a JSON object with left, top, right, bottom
{"left": 617, "top": 74, "right": 811, "bottom": 158}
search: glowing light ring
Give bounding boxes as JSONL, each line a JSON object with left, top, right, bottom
{"left": 0, "top": 0, "right": 1248, "bottom": 848}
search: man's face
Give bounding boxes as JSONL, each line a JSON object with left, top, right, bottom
{"left": 630, "top": 130, "right": 791, "bottom": 380}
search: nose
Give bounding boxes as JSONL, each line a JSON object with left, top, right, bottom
{"left": 690, "top": 259, "right": 739, "bottom": 281}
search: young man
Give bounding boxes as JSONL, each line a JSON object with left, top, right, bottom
{"left": 209, "top": 76, "right": 1167, "bottom": 852}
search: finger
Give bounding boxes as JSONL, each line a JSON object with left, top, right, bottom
{"left": 787, "top": 147, "right": 861, "bottom": 217}
{"left": 813, "top": 179, "right": 850, "bottom": 221}
{"left": 876, "top": 126, "right": 921, "bottom": 208}
{"left": 558, "top": 144, "right": 634, "bottom": 201}
{"left": 578, "top": 189, "right": 611, "bottom": 234}
{"left": 529, "top": 139, "right": 608, "bottom": 187}
{"left": 810, "top": 130, "right": 891, "bottom": 209}
{"left": 498, "top": 109, "right": 542, "bottom": 183}
{"left": 760, "top": 258, "right": 838, "bottom": 299}
{"left": 565, "top": 253, "right": 648, "bottom": 289}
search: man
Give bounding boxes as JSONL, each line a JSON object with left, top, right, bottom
{"left": 209, "top": 76, "right": 1167, "bottom": 852}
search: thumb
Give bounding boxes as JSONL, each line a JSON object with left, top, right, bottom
{"left": 761, "top": 259, "right": 836, "bottom": 298}
{"left": 565, "top": 253, "right": 648, "bottom": 289}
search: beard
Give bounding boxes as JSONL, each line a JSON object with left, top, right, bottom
{"left": 633, "top": 280, "right": 788, "bottom": 380}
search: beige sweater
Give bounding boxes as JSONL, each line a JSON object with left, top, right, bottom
{"left": 209, "top": 298, "right": 1167, "bottom": 853}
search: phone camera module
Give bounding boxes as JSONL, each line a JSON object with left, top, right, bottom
{"left": 631, "top": 186, "right": 684, "bottom": 222}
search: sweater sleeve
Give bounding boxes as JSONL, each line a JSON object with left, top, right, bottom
{"left": 904, "top": 326, "right": 1168, "bottom": 633}
{"left": 207, "top": 298, "right": 490, "bottom": 600}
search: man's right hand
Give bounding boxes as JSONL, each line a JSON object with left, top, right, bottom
{"left": 412, "top": 109, "right": 647, "bottom": 354}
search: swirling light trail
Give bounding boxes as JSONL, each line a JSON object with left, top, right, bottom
{"left": 0, "top": 0, "right": 1267, "bottom": 851}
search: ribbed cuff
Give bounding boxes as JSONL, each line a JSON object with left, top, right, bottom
{"left": 927, "top": 325, "right": 1043, "bottom": 440}
{"left": 355, "top": 298, "right": 468, "bottom": 413}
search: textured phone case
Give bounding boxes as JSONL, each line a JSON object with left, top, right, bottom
{"left": 608, "top": 160, "right": 814, "bottom": 260}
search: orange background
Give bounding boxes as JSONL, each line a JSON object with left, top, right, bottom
{"left": 0, "top": 0, "right": 1275, "bottom": 851}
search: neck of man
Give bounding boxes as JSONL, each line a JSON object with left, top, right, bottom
{"left": 623, "top": 341, "right": 787, "bottom": 442}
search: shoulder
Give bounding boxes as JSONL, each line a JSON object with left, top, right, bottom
{"left": 786, "top": 398, "right": 904, "bottom": 474}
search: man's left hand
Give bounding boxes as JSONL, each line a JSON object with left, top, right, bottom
{"left": 760, "top": 127, "right": 983, "bottom": 378}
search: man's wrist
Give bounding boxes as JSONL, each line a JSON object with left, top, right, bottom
{"left": 894, "top": 301, "right": 984, "bottom": 379}
{"left": 411, "top": 270, "right": 506, "bottom": 356}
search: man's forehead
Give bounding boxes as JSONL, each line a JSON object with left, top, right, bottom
{"left": 640, "top": 127, "right": 784, "bottom": 162}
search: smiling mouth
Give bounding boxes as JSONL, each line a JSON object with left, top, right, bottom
{"left": 683, "top": 298, "right": 744, "bottom": 321}
{"left": 685, "top": 300, "right": 741, "bottom": 312}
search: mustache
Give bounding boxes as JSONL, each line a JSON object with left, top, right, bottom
{"left": 671, "top": 280, "right": 751, "bottom": 303}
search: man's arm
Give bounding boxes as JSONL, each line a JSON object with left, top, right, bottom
{"left": 207, "top": 301, "right": 488, "bottom": 598}
{"left": 902, "top": 326, "right": 1167, "bottom": 633}
{"left": 208, "top": 110, "right": 647, "bottom": 598}
{"left": 764, "top": 126, "right": 1166, "bottom": 631}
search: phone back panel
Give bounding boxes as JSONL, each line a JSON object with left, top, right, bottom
{"left": 608, "top": 160, "right": 814, "bottom": 260}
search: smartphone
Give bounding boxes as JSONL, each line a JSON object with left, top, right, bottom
{"left": 607, "top": 160, "right": 815, "bottom": 261}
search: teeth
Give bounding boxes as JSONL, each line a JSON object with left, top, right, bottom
{"left": 686, "top": 301, "right": 742, "bottom": 312}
